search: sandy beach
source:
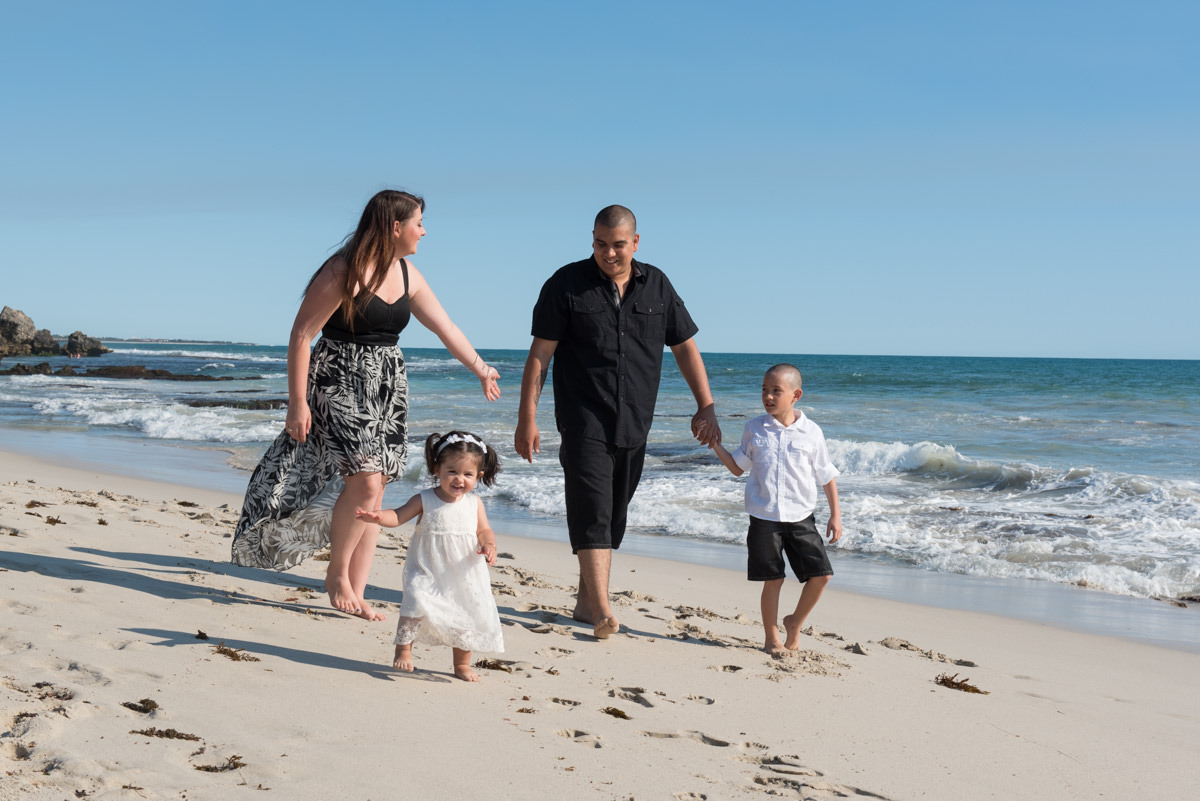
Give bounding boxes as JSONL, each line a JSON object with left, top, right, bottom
{"left": 2, "top": 448, "right": 1198, "bottom": 800}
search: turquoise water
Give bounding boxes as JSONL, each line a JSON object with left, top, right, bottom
{"left": 2, "top": 344, "right": 1198, "bottom": 613}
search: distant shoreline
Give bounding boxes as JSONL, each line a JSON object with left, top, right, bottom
{"left": 98, "top": 337, "right": 263, "bottom": 346}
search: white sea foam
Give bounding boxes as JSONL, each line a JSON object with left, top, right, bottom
{"left": 109, "top": 347, "right": 286, "bottom": 363}
{"left": 31, "top": 394, "right": 283, "bottom": 443}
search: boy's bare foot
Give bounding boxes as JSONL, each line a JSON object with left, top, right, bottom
{"left": 782, "top": 614, "right": 804, "bottom": 650}
{"left": 393, "top": 644, "right": 414, "bottom": 672}
{"left": 325, "top": 576, "right": 359, "bottom": 614}
{"left": 453, "top": 665, "right": 481, "bottom": 682}
{"left": 593, "top": 617, "right": 620, "bottom": 639}
{"left": 763, "top": 636, "right": 787, "bottom": 657}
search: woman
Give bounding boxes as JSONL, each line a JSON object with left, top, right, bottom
{"left": 232, "top": 189, "right": 500, "bottom": 621}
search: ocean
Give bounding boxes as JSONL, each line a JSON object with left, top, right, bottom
{"left": 2, "top": 344, "right": 1198, "bottom": 649}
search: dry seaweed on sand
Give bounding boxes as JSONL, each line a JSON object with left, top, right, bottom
{"left": 122, "top": 698, "right": 159, "bottom": 714}
{"left": 45, "top": 515, "right": 66, "bottom": 525}
{"left": 936, "top": 673, "right": 990, "bottom": 694}
{"left": 33, "top": 682, "right": 74, "bottom": 701}
{"left": 194, "top": 755, "right": 246, "bottom": 772}
{"left": 131, "top": 727, "right": 201, "bottom": 741}
{"left": 25, "top": 500, "right": 49, "bottom": 508}
{"left": 195, "top": 630, "right": 209, "bottom": 640}
{"left": 600, "top": 706, "right": 632, "bottom": 720}
{"left": 473, "top": 658, "right": 514, "bottom": 673}
{"left": 176, "top": 500, "right": 199, "bottom": 508}
{"left": 214, "top": 641, "right": 260, "bottom": 662}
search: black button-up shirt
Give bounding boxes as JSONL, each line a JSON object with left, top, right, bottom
{"left": 531, "top": 256, "right": 699, "bottom": 447}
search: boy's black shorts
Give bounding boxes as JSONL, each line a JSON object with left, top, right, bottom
{"left": 559, "top": 435, "right": 646, "bottom": 553}
{"left": 746, "top": 514, "right": 833, "bottom": 582}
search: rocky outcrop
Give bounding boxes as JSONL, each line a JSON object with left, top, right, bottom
{"left": 0, "top": 363, "right": 257, "bottom": 380}
{"left": 187, "top": 398, "right": 288, "bottom": 410}
{"left": 0, "top": 306, "right": 37, "bottom": 357}
{"left": 31, "top": 329, "right": 62, "bottom": 356}
{"left": 65, "top": 331, "right": 111, "bottom": 357}
{"left": 0, "top": 306, "right": 109, "bottom": 359}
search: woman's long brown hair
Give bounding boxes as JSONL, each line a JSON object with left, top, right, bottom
{"left": 306, "top": 189, "right": 424, "bottom": 328}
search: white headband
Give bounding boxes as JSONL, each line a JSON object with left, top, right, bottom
{"left": 435, "top": 433, "right": 488, "bottom": 455}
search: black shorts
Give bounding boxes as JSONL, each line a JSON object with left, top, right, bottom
{"left": 559, "top": 435, "right": 646, "bottom": 552}
{"left": 746, "top": 515, "right": 833, "bottom": 582}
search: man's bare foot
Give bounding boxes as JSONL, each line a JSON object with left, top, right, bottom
{"left": 593, "top": 617, "right": 620, "bottom": 639}
{"left": 782, "top": 614, "right": 804, "bottom": 650}
{"left": 393, "top": 644, "right": 414, "bottom": 672}
{"left": 325, "top": 576, "right": 359, "bottom": 614}
{"left": 453, "top": 665, "right": 481, "bottom": 682}
{"left": 571, "top": 603, "right": 595, "bottom": 625}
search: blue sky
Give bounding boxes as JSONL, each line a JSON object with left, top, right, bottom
{"left": 2, "top": 1, "right": 1196, "bottom": 359}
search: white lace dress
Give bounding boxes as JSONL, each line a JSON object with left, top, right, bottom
{"left": 394, "top": 489, "right": 503, "bottom": 653}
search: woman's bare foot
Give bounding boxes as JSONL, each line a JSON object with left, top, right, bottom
{"left": 353, "top": 603, "right": 387, "bottom": 622}
{"left": 453, "top": 664, "right": 481, "bottom": 682}
{"left": 782, "top": 614, "right": 804, "bottom": 650}
{"left": 593, "top": 617, "right": 620, "bottom": 639}
{"left": 393, "top": 643, "right": 414, "bottom": 672}
{"left": 325, "top": 575, "right": 359, "bottom": 614}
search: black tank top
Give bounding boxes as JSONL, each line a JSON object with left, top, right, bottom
{"left": 321, "top": 259, "right": 412, "bottom": 346}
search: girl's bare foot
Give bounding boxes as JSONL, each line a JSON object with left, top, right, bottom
{"left": 453, "top": 665, "right": 481, "bottom": 682}
{"left": 782, "top": 614, "right": 804, "bottom": 650}
{"left": 393, "top": 643, "right": 414, "bottom": 672}
{"left": 452, "top": 648, "right": 478, "bottom": 681}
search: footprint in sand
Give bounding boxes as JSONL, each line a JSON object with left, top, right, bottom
{"left": 640, "top": 730, "right": 732, "bottom": 747}
{"left": 767, "top": 649, "right": 849, "bottom": 679}
{"left": 685, "top": 694, "right": 714, "bottom": 705}
{"left": 556, "top": 729, "right": 602, "bottom": 748}
{"left": 608, "top": 687, "right": 654, "bottom": 707}
{"left": 742, "top": 754, "right": 893, "bottom": 799}
{"left": 535, "top": 646, "right": 575, "bottom": 659}
{"left": 877, "top": 636, "right": 977, "bottom": 667}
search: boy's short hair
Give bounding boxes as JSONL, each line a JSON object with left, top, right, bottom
{"left": 766, "top": 363, "right": 803, "bottom": 389}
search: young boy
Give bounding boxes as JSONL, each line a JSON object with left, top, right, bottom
{"left": 710, "top": 363, "right": 842, "bottom": 655}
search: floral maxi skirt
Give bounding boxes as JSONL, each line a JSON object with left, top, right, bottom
{"left": 231, "top": 338, "right": 409, "bottom": 570}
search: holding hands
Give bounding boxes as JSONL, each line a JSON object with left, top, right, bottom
{"left": 691, "top": 403, "right": 721, "bottom": 448}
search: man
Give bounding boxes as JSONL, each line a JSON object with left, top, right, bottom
{"left": 514, "top": 205, "right": 720, "bottom": 639}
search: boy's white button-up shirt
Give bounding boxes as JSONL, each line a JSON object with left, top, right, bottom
{"left": 730, "top": 412, "right": 840, "bottom": 523}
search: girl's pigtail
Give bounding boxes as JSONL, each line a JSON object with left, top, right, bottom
{"left": 424, "top": 432, "right": 445, "bottom": 476}
{"left": 478, "top": 444, "right": 502, "bottom": 488}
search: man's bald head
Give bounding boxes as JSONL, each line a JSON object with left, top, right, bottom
{"left": 594, "top": 205, "right": 637, "bottom": 233}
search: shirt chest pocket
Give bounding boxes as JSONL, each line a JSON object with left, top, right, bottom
{"left": 570, "top": 301, "right": 614, "bottom": 347}
{"left": 631, "top": 300, "right": 666, "bottom": 341}
{"left": 786, "top": 440, "right": 814, "bottom": 463}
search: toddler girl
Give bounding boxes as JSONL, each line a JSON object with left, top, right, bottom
{"left": 356, "top": 430, "right": 503, "bottom": 681}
